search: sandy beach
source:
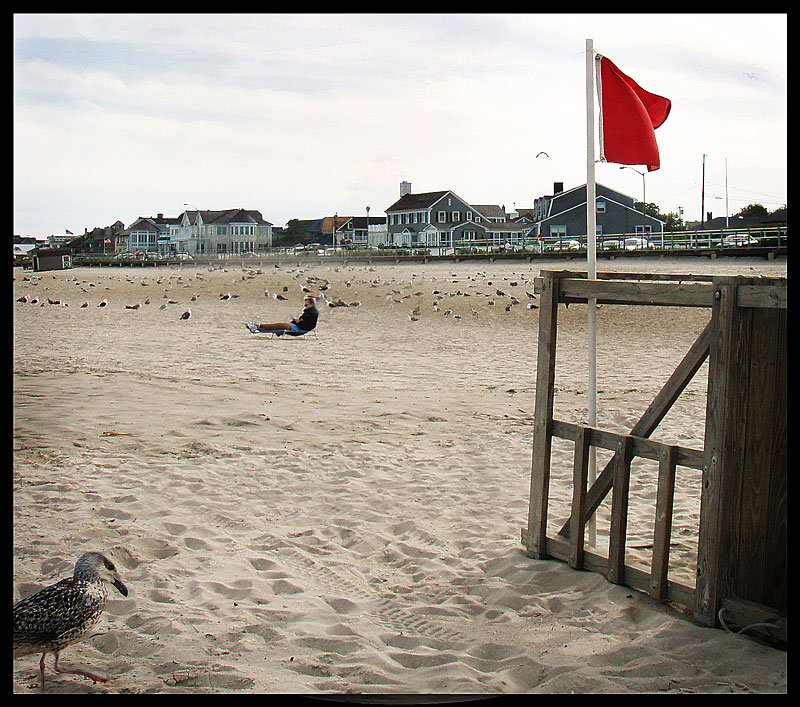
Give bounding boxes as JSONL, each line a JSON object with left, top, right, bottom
{"left": 13, "top": 254, "right": 787, "bottom": 694}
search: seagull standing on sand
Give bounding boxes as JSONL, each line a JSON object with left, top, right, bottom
{"left": 180, "top": 308, "right": 191, "bottom": 320}
{"left": 14, "top": 552, "right": 128, "bottom": 689}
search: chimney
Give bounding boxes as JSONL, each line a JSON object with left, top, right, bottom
{"left": 553, "top": 182, "right": 564, "bottom": 194}
{"left": 400, "top": 181, "right": 412, "bottom": 197}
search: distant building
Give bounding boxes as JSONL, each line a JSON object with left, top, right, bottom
{"left": 131, "top": 209, "right": 273, "bottom": 256}
{"left": 384, "top": 183, "right": 529, "bottom": 250}
{"left": 334, "top": 215, "right": 387, "bottom": 247}
{"left": 533, "top": 182, "right": 664, "bottom": 243}
{"left": 127, "top": 214, "right": 182, "bottom": 255}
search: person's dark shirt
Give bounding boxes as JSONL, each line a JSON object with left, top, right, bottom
{"left": 297, "top": 304, "right": 319, "bottom": 331}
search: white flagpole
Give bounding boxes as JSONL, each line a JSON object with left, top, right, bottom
{"left": 585, "top": 38, "right": 598, "bottom": 546}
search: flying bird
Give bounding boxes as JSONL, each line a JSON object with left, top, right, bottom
{"left": 13, "top": 552, "right": 128, "bottom": 689}
{"left": 536, "top": 151, "right": 549, "bottom": 158}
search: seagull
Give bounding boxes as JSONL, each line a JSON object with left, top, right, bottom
{"left": 125, "top": 303, "right": 140, "bottom": 310}
{"left": 180, "top": 308, "right": 191, "bottom": 320}
{"left": 14, "top": 552, "right": 128, "bottom": 689}
{"left": 536, "top": 151, "right": 549, "bottom": 158}
{"left": 98, "top": 299, "right": 108, "bottom": 308}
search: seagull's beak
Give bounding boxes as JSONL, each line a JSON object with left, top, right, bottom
{"left": 113, "top": 578, "right": 128, "bottom": 597}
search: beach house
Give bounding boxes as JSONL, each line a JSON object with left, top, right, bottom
{"left": 385, "top": 184, "right": 530, "bottom": 251}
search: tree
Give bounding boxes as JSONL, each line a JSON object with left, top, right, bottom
{"left": 273, "top": 219, "right": 309, "bottom": 247}
{"left": 636, "top": 202, "right": 684, "bottom": 231}
{"left": 734, "top": 203, "right": 769, "bottom": 219}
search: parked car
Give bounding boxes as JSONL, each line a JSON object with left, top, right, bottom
{"left": 623, "top": 237, "right": 653, "bottom": 250}
{"left": 722, "top": 234, "right": 759, "bottom": 247}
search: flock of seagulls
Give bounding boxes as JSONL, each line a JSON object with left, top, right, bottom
{"left": 15, "top": 266, "right": 541, "bottom": 327}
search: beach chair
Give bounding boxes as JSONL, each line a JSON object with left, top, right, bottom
{"left": 270, "top": 327, "right": 318, "bottom": 340}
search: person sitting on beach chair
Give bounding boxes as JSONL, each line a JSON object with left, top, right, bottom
{"left": 246, "top": 295, "right": 319, "bottom": 336}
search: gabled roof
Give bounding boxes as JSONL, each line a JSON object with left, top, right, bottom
{"left": 385, "top": 191, "right": 450, "bottom": 211}
{"left": 186, "top": 209, "right": 271, "bottom": 226}
{"left": 321, "top": 216, "right": 353, "bottom": 234}
{"left": 472, "top": 204, "right": 507, "bottom": 220}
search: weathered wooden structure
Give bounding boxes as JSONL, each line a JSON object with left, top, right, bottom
{"left": 32, "top": 248, "right": 72, "bottom": 272}
{"left": 523, "top": 270, "right": 786, "bottom": 642}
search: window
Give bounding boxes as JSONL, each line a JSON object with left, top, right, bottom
{"left": 550, "top": 225, "right": 567, "bottom": 237}
{"left": 596, "top": 201, "right": 606, "bottom": 213}
{"left": 466, "top": 211, "right": 472, "bottom": 221}
{"left": 635, "top": 225, "right": 653, "bottom": 235}
{"left": 217, "top": 226, "right": 227, "bottom": 235}
{"left": 438, "top": 211, "right": 446, "bottom": 223}
{"left": 452, "top": 211, "right": 460, "bottom": 222}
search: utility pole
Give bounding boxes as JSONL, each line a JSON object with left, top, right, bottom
{"left": 701, "top": 154, "right": 706, "bottom": 228}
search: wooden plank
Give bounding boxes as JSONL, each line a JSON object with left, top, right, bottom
{"left": 650, "top": 444, "right": 678, "bottom": 600}
{"left": 557, "top": 279, "right": 716, "bottom": 307}
{"left": 557, "top": 320, "right": 712, "bottom": 539}
{"left": 607, "top": 436, "right": 633, "bottom": 586}
{"left": 538, "top": 270, "right": 718, "bottom": 282}
{"left": 526, "top": 275, "right": 560, "bottom": 559}
{"left": 569, "top": 427, "right": 591, "bottom": 569}
{"left": 540, "top": 533, "right": 696, "bottom": 610}
{"left": 696, "top": 283, "right": 734, "bottom": 627}
{"left": 736, "top": 284, "right": 787, "bottom": 309}
{"left": 764, "top": 309, "right": 787, "bottom": 613}
{"left": 551, "top": 420, "right": 704, "bottom": 470}
{"left": 720, "top": 597, "right": 786, "bottom": 643}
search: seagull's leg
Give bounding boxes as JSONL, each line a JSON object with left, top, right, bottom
{"left": 53, "top": 652, "right": 110, "bottom": 683}
{"left": 39, "top": 653, "right": 47, "bottom": 689}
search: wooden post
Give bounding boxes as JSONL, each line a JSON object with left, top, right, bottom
{"left": 569, "top": 426, "right": 591, "bottom": 569}
{"left": 696, "top": 280, "right": 735, "bottom": 626}
{"left": 607, "top": 435, "right": 633, "bottom": 585}
{"left": 650, "top": 444, "right": 678, "bottom": 600}
{"left": 526, "top": 275, "right": 560, "bottom": 558}
{"left": 696, "top": 277, "right": 787, "bottom": 627}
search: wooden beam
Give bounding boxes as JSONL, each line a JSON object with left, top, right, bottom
{"left": 607, "top": 436, "right": 633, "bottom": 585}
{"left": 650, "top": 444, "right": 678, "bottom": 600}
{"left": 552, "top": 278, "right": 716, "bottom": 307}
{"left": 696, "top": 283, "right": 735, "bottom": 627}
{"left": 526, "top": 275, "right": 560, "bottom": 559}
{"left": 569, "top": 427, "right": 591, "bottom": 569}
{"left": 736, "top": 284, "right": 787, "bottom": 309}
{"left": 524, "top": 531, "right": 697, "bottom": 610}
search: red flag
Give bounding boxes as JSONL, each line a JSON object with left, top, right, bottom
{"left": 597, "top": 55, "right": 671, "bottom": 172}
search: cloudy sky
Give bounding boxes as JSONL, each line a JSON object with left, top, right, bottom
{"left": 14, "top": 13, "right": 786, "bottom": 238}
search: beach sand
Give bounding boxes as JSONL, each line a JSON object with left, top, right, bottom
{"left": 13, "top": 255, "right": 787, "bottom": 694}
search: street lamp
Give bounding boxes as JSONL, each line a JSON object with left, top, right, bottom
{"left": 365, "top": 205, "right": 370, "bottom": 251}
{"left": 619, "top": 166, "right": 646, "bottom": 208}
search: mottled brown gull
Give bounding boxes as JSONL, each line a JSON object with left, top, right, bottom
{"left": 14, "top": 552, "right": 128, "bottom": 689}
